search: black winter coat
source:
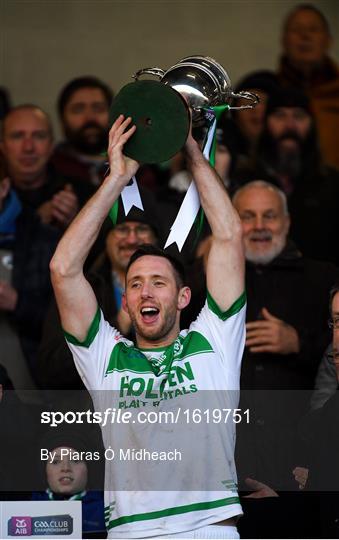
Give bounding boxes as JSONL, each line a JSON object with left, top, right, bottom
{"left": 237, "top": 242, "right": 339, "bottom": 490}
{"left": 8, "top": 208, "right": 60, "bottom": 374}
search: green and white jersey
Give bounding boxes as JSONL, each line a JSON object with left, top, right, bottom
{"left": 65, "top": 291, "right": 246, "bottom": 538}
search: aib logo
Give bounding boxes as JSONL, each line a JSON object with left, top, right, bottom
{"left": 8, "top": 514, "right": 73, "bottom": 536}
{"left": 8, "top": 517, "right": 32, "bottom": 536}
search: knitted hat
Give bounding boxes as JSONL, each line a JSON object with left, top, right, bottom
{"left": 265, "top": 87, "right": 312, "bottom": 117}
{"left": 37, "top": 425, "right": 104, "bottom": 490}
{"left": 41, "top": 426, "right": 90, "bottom": 454}
{"left": 235, "top": 70, "right": 279, "bottom": 96}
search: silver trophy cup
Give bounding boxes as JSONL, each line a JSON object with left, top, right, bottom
{"left": 133, "top": 55, "right": 259, "bottom": 126}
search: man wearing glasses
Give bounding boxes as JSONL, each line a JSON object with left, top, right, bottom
{"left": 308, "top": 287, "right": 339, "bottom": 412}
{"left": 299, "top": 285, "right": 339, "bottom": 537}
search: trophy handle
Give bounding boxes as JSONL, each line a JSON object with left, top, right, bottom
{"left": 229, "top": 90, "right": 260, "bottom": 110}
{"left": 133, "top": 68, "right": 165, "bottom": 81}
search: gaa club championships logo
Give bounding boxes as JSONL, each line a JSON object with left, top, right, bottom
{"left": 8, "top": 515, "right": 73, "bottom": 536}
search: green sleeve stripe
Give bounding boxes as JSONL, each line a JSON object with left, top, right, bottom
{"left": 107, "top": 496, "right": 240, "bottom": 529}
{"left": 64, "top": 307, "right": 101, "bottom": 348}
{"left": 207, "top": 290, "right": 246, "bottom": 321}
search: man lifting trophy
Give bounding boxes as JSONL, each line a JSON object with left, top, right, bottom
{"left": 50, "top": 56, "right": 254, "bottom": 538}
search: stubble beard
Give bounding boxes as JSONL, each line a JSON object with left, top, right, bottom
{"left": 130, "top": 304, "right": 178, "bottom": 344}
{"left": 65, "top": 123, "right": 108, "bottom": 155}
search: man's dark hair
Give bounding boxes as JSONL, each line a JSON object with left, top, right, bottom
{"left": 57, "top": 76, "right": 113, "bottom": 118}
{"left": 126, "top": 244, "right": 186, "bottom": 289}
{"left": 284, "top": 4, "right": 331, "bottom": 36}
{"left": 329, "top": 283, "right": 339, "bottom": 311}
{"left": 0, "top": 87, "right": 11, "bottom": 120}
{"left": 0, "top": 364, "right": 14, "bottom": 391}
{"left": 235, "top": 70, "right": 279, "bottom": 96}
{"left": 0, "top": 154, "right": 7, "bottom": 180}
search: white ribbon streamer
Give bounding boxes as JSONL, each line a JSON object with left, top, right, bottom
{"left": 164, "top": 118, "right": 217, "bottom": 250}
{"left": 121, "top": 175, "right": 144, "bottom": 214}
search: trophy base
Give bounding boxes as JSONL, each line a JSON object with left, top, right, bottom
{"left": 109, "top": 80, "right": 190, "bottom": 164}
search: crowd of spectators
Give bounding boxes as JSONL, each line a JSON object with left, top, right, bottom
{"left": 0, "top": 3, "right": 338, "bottom": 538}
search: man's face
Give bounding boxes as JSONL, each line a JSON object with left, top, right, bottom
{"left": 234, "top": 186, "right": 290, "bottom": 264}
{"left": 123, "top": 255, "right": 190, "bottom": 345}
{"left": 106, "top": 221, "right": 156, "bottom": 273}
{"left": 1, "top": 108, "right": 53, "bottom": 187}
{"left": 331, "top": 292, "right": 339, "bottom": 376}
{"left": 267, "top": 107, "right": 312, "bottom": 152}
{"left": 236, "top": 89, "right": 268, "bottom": 143}
{"left": 62, "top": 87, "right": 110, "bottom": 155}
{"left": 283, "top": 8, "right": 331, "bottom": 68}
{"left": 46, "top": 447, "right": 88, "bottom": 495}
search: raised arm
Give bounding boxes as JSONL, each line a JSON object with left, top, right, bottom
{"left": 50, "top": 116, "right": 139, "bottom": 341}
{"left": 185, "top": 134, "right": 244, "bottom": 311}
